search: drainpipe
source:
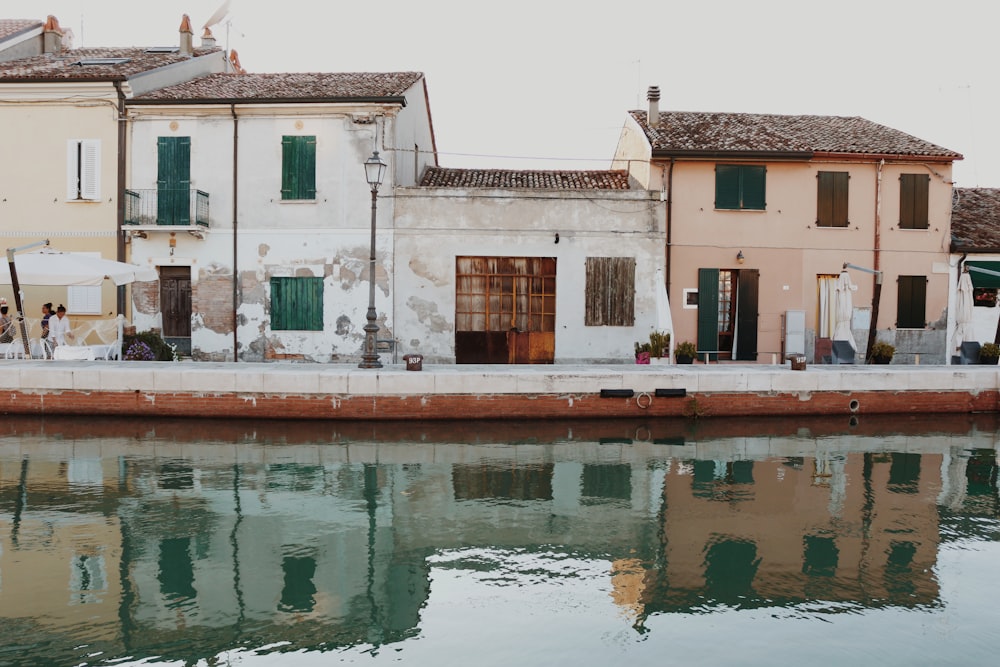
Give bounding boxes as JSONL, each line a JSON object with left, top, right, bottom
{"left": 665, "top": 157, "right": 674, "bottom": 297}
{"left": 231, "top": 103, "right": 239, "bottom": 361}
{"left": 869, "top": 158, "right": 884, "bottom": 361}
{"left": 114, "top": 80, "right": 127, "bottom": 315}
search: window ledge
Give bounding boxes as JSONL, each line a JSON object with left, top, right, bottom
{"left": 278, "top": 199, "right": 317, "bottom": 204}
{"left": 66, "top": 199, "right": 102, "bottom": 203}
{"left": 713, "top": 208, "right": 766, "bottom": 213}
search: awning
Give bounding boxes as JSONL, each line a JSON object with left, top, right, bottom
{"left": 966, "top": 261, "right": 1000, "bottom": 288}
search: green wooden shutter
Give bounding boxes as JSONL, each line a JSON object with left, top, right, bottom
{"left": 697, "top": 268, "right": 720, "bottom": 360}
{"left": 157, "top": 136, "right": 191, "bottom": 225}
{"left": 281, "top": 136, "right": 317, "bottom": 200}
{"left": 897, "top": 275, "right": 926, "bottom": 328}
{"left": 817, "top": 172, "right": 848, "bottom": 227}
{"left": 899, "top": 174, "right": 928, "bottom": 229}
{"left": 715, "top": 165, "right": 740, "bottom": 209}
{"left": 735, "top": 269, "right": 759, "bottom": 361}
{"left": 271, "top": 277, "right": 324, "bottom": 330}
{"left": 741, "top": 165, "right": 766, "bottom": 210}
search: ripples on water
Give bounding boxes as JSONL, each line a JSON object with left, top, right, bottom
{"left": 0, "top": 414, "right": 997, "bottom": 666}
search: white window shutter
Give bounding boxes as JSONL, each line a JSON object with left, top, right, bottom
{"left": 68, "top": 285, "right": 102, "bottom": 314}
{"left": 81, "top": 140, "right": 100, "bottom": 200}
{"left": 66, "top": 140, "right": 79, "bottom": 200}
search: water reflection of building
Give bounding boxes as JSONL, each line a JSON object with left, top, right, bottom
{"left": 0, "top": 418, "right": 997, "bottom": 663}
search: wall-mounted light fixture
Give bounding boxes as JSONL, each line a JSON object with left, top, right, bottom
{"left": 736, "top": 250, "right": 745, "bottom": 264}
{"left": 554, "top": 233, "right": 560, "bottom": 244}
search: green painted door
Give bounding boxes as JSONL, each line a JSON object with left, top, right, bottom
{"left": 157, "top": 136, "right": 191, "bottom": 225}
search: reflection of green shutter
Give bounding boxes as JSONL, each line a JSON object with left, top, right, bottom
{"left": 715, "top": 165, "right": 740, "bottom": 209}
{"left": 281, "top": 136, "right": 317, "bottom": 200}
{"left": 698, "top": 268, "right": 719, "bottom": 360}
{"left": 157, "top": 136, "right": 191, "bottom": 224}
{"left": 271, "top": 277, "right": 324, "bottom": 330}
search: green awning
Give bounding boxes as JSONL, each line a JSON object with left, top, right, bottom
{"left": 966, "top": 261, "right": 1000, "bottom": 288}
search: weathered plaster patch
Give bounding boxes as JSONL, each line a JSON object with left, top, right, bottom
{"left": 241, "top": 269, "right": 266, "bottom": 303}
{"left": 258, "top": 243, "right": 270, "bottom": 257}
{"left": 409, "top": 256, "right": 448, "bottom": 286}
{"left": 406, "top": 296, "right": 451, "bottom": 333}
{"left": 336, "top": 315, "right": 353, "bottom": 336}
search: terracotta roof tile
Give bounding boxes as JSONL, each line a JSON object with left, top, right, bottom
{"left": 0, "top": 19, "right": 42, "bottom": 41}
{"left": 420, "top": 167, "right": 631, "bottom": 190}
{"left": 132, "top": 71, "right": 423, "bottom": 101}
{"left": 0, "top": 46, "right": 220, "bottom": 81}
{"left": 632, "top": 111, "right": 962, "bottom": 159}
{"left": 951, "top": 188, "right": 1000, "bottom": 250}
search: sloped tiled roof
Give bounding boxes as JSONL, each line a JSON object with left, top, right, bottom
{"left": 0, "top": 19, "right": 41, "bottom": 41}
{"left": 131, "top": 71, "right": 423, "bottom": 102}
{"left": 631, "top": 110, "right": 962, "bottom": 159}
{"left": 0, "top": 46, "right": 220, "bottom": 81}
{"left": 951, "top": 188, "right": 1000, "bottom": 251}
{"left": 420, "top": 167, "right": 631, "bottom": 189}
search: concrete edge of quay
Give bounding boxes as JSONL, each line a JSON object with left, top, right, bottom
{"left": 0, "top": 361, "right": 997, "bottom": 420}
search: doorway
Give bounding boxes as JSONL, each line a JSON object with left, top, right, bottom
{"left": 697, "top": 267, "right": 759, "bottom": 361}
{"left": 160, "top": 265, "right": 191, "bottom": 355}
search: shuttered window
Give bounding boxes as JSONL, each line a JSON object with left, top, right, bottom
{"left": 271, "top": 277, "right": 324, "bottom": 330}
{"left": 584, "top": 257, "right": 635, "bottom": 326}
{"left": 281, "top": 136, "right": 317, "bottom": 200}
{"left": 66, "top": 139, "right": 100, "bottom": 201}
{"left": 816, "top": 171, "right": 849, "bottom": 227}
{"left": 897, "top": 275, "right": 926, "bottom": 328}
{"left": 899, "top": 174, "right": 929, "bottom": 229}
{"left": 715, "top": 164, "right": 766, "bottom": 210}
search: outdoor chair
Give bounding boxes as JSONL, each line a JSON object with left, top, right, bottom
{"left": 830, "top": 340, "right": 856, "bottom": 364}
{"left": 1, "top": 317, "right": 50, "bottom": 359}
{"left": 52, "top": 315, "right": 125, "bottom": 361}
{"left": 957, "top": 341, "right": 981, "bottom": 365}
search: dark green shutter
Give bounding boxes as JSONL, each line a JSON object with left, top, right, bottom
{"left": 900, "top": 174, "right": 929, "bottom": 229}
{"left": 281, "top": 136, "right": 317, "bottom": 200}
{"left": 715, "top": 165, "right": 740, "bottom": 209}
{"left": 735, "top": 269, "right": 759, "bottom": 361}
{"left": 817, "top": 172, "right": 848, "bottom": 227}
{"left": 157, "top": 136, "right": 191, "bottom": 225}
{"left": 741, "top": 165, "right": 766, "bottom": 210}
{"left": 697, "top": 268, "right": 720, "bottom": 360}
{"left": 897, "top": 275, "right": 926, "bottom": 328}
{"left": 271, "top": 277, "right": 324, "bottom": 330}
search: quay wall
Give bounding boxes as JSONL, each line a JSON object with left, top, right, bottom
{"left": 0, "top": 362, "right": 997, "bottom": 420}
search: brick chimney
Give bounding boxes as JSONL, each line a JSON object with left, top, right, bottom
{"left": 201, "top": 27, "right": 216, "bottom": 49}
{"left": 647, "top": 86, "right": 660, "bottom": 128}
{"left": 43, "top": 15, "right": 64, "bottom": 54}
{"left": 179, "top": 14, "right": 194, "bottom": 56}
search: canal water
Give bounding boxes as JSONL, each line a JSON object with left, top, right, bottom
{"left": 1, "top": 414, "right": 998, "bottom": 666}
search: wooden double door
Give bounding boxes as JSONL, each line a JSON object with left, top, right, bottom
{"left": 455, "top": 256, "right": 556, "bottom": 364}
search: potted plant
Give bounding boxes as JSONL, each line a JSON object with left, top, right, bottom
{"left": 870, "top": 340, "right": 895, "bottom": 364}
{"left": 634, "top": 341, "right": 651, "bottom": 364}
{"left": 676, "top": 341, "right": 697, "bottom": 364}
{"left": 979, "top": 342, "right": 1000, "bottom": 365}
{"left": 648, "top": 331, "right": 670, "bottom": 363}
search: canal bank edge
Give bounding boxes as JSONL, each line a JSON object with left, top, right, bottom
{"left": 0, "top": 362, "right": 997, "bottom": 420}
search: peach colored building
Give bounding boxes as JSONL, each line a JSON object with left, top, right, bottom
{"left": 614, "top": 87, "right": 962, "bottom": 364}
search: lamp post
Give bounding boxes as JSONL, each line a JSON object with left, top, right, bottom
{"left": 359, "top": 149, "right": 387, "bottom": 368}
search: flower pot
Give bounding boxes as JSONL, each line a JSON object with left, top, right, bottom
{"left": 979, "top": 356, "right": 999, "bottom": 365}
{"left": 873, "top": 356, "right": 892, "bottom": 365}
{"left": 676, "top": 355, "right": 694, "bottom": 365}
{"left": 650, "top": 356, "right": 670, "bottom": 365}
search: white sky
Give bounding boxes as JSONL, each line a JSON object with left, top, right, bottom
{"left": 7, "top": 0, "right": 999, "bottom": 186}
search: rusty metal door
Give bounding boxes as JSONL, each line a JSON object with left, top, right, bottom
{"left": 456, "top": 257, "right": 556, "bottom": 364}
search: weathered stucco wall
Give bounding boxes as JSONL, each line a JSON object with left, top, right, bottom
{"left": 393, "top": 187, "right": 666, "bottom": 363}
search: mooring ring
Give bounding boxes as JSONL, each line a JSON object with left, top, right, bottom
{"left": 636, "top": 392, "right": 652, "bottom": 409}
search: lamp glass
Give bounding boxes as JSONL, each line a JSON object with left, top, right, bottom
{"left": 364, "top": 150, "right": 387, "bottom": 190}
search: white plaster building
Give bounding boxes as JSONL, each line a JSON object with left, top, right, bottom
{"left": 124, "top": 71, "right": 437, "bottom": 361}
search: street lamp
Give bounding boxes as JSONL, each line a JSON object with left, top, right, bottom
{"left": 359, "top": 149, "right": 387, "bottom": 369}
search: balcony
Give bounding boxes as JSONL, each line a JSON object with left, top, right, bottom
{"left": 124, "top": 189, "right": 210, "bottom": 228}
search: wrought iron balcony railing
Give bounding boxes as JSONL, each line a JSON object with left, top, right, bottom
{"left": 124, "top": 189, "right": 210, "bottom": 228}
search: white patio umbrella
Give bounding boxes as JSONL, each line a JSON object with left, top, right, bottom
{"left": 952, "top": 271, "right": 975, "bottom": 352}
{"left": 833, "top": 270, "right": 857, "bottom": 351}
{"left": 0, "top": 248, "right": 158, "bottom": 286}
{"left": 654, "top": 268, "right": 675, "bottom": 361}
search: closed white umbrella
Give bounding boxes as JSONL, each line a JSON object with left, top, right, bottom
{"left": 654, "top": 268, "right": 674, "bottom": 361}
{"left": 833, "top": 271, "right": 857, "bottom": 351}
{"left": 952, "top": 271, "right": 975, "bottom": 352}
{"left": 0, "top": 249, "right": 158, "bottom": 286}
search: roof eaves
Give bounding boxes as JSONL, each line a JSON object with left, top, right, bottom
{"left": 128, "top": 94, "right": 409, "bottom": 106}
{"left": 651, "top": 149, "right": 813, "bottom": 160}
{"left": 813, "top": 151, "right": 963, "bottom": 162}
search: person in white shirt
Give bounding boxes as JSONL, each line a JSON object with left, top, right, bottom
{"left": 48, "top": 304, "right": 71, "bottom": 347}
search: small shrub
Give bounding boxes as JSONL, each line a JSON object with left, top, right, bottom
{"left": 870, "top": 340, "right": 895, "bottom": 360}
{"left": 676, "top": 341, "right": 698, "bottom": 358}
{"left": 648, "top": 331, "right": 670, "bottom": 358}
{"left": 121, "top": 331, "right": 175, "bottom": 361}
{"left": 980, "top": 342, "right": 1000, "bottom": 360}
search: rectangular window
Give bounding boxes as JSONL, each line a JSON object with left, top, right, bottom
{"left": 270, "top": 276, "right": 323, "bottom": 330}
{"left": 816, "top": 171, "right": 849, "bottom": 227}
{"left": 715, "top": 164, "right": 766, "bottom": 210}
{"left": 899, "top": 173, "right": 929, "bottom": 229}
{"left": 897, "top": 275, "right": 926, "bottom": 328}
{"left": 584, "top": 257, "right": 635, "bottom": 326}
{"left": 66, "top": 139, "right": 100, "bottom": 201}
{"left": 68, "top": 285, "right": 101, "bottom": 314}
{"left": 281, "top": 135, "right": 317, "bottom": 200}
